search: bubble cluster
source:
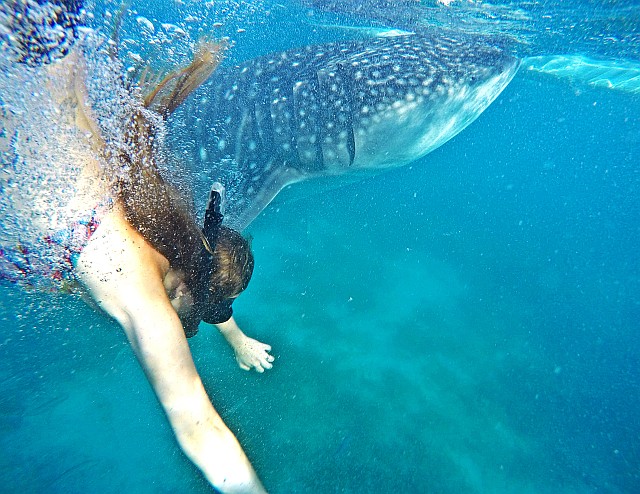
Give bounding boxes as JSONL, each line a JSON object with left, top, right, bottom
{"left": 0, "top": 26, "right": 157, "bottom": 289}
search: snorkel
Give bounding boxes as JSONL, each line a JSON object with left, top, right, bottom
{"left": 183, "top": 184, "right": 233, "bottom": 337}
{"left": 201, "top": 183, "right": 224, "bottom": 258}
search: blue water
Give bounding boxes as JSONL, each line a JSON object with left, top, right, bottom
{"left": 1, "top": 1, "right": 639, "bottom": 493}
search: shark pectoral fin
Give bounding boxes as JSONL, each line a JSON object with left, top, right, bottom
{"left": 231, "top": 165, "right": 307, "bottom": 231}
{"left": 525, "top": 55, "right": 640, "bottom": 94}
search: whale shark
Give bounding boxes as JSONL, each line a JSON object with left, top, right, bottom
{"left": 168, "top": 33, "right": 520, "bottom": 230}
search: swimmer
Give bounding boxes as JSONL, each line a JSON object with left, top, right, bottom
{"left": 0, "top": 2, "right": 272, "bottom": 493}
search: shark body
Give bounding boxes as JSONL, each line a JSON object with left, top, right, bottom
{"left": 169, "top": 33, "right": 519, "bottom": 229}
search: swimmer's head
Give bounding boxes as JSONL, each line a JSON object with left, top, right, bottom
{"left": 182, "top": 185, "right": 253, "bottom": 336}
{"left": 198, "top": 184, "right": 253, "bottom": 301}
{"left": 182, "top": 225, "right": 254, "bottom": 336}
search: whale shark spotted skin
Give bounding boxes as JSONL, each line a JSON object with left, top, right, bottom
{"left": 169, "top": 33, "right": 520, "bottom": 230}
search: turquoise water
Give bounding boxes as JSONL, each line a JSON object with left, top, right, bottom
{"left": 1, "top": 1, "right": 639, "bottom": 493}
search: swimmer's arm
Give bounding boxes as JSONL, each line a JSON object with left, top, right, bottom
{"left": 75, "top": 216, "right": 267, "bottom": 494}
{"left": 215, "top": 317, "right": 274, "bottom": 373}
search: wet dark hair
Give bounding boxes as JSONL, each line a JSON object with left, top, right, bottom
{"left": 208, "top": 226, "right": 254, "bottom": 301}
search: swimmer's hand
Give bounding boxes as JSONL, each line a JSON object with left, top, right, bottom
{"left": 215, "top": 317, "right": 275, "bottom": 373}
{"left": 233, "top": 336, "right": 274, "bottom": 373}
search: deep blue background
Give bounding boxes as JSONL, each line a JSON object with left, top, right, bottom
{"left": 1, "top": 2, "right": 639, "bottom": 492}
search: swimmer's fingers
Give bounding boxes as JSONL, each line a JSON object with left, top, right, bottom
{"left": 234, "top": 338, "right": 275, "bottom": 373}
{"left": 237, "top": 355, "right": 268, "bottom": 373}
{"left": 249, "top": 344, "right": 274, "bottom": 373}
{"left": 257, "top": 350, "right": 274, "bottom": 372}
{"left": 259, "top": 342, "right": 275, "bottom": 372}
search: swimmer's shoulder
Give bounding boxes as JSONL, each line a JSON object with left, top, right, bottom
{"left": 79, "top": 202, "right": 171, "bottom": 279}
